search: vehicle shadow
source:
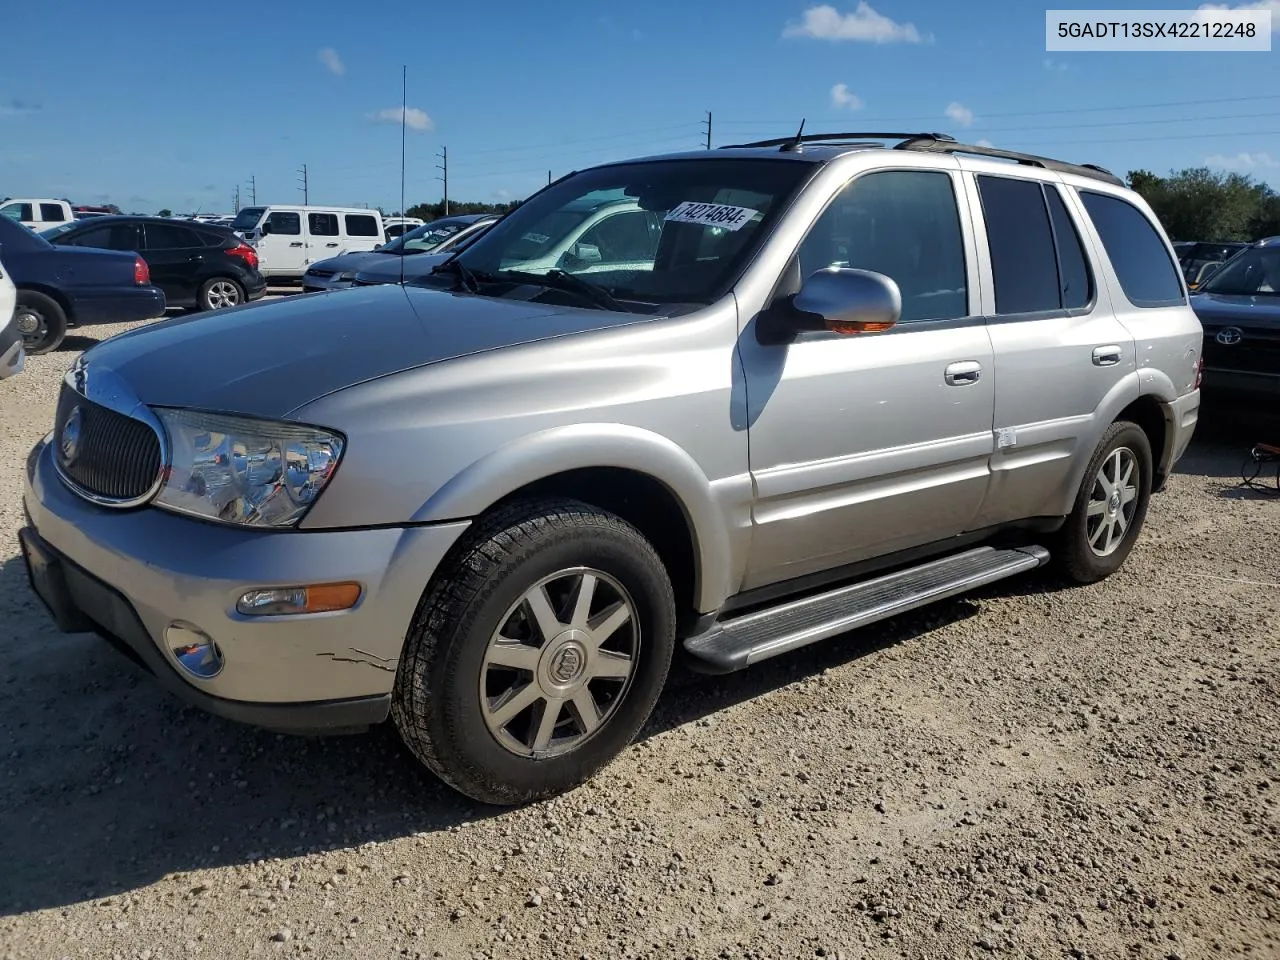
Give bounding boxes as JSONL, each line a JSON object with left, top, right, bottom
{"left": 0, "top": 543, "right": 982, "bottom": 917}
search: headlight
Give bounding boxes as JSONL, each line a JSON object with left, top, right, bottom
{"left": 337, "top": 271, "right": 356, "bottom": 281}
{"left": 152, "top": 408, "right": 344, "bottom": 528}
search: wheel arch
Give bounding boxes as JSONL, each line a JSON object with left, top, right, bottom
{"left": 1116, "top": 394, "right": 1170, "bottom": 491}
{"left": 410, "top": 424, "right": 738, "bottom": 618}
{"left": 16, "top": 283, "right": 75, "bottom": 325}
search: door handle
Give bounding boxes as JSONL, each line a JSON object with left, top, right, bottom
{"left": 944, "top": 361, "right": 982, "bottom": 386}
{"left": 325, "top": 242, "right": 339, "bottom": 247}
{"left": 289, "top": 241, "right": 304, "bottom": 248}
{"left": 1092, "top": 345, "right": 1122, "bottom": 367}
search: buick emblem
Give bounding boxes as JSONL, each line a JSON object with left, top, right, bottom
{"left": 1215, "top": 327, "right": 1243, "bottom": 346}
{"left": 60, "top": 406, "right": 83, "bottom": 465}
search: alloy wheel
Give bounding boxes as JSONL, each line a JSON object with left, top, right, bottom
{"left": 206, "top": 281, "right": 241, "bottom": 309}
{"left": 1087, "top": 446, "right": 1139, "bottom": 557}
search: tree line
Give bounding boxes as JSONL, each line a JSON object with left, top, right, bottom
{"left": 1127, "top": 167, "right": 1280, "bottom": 242}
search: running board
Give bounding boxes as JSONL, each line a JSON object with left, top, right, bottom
{"left": 683, "top": 545, "right": 1050, "bottom": 674}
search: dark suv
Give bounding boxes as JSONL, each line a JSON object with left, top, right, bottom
{"left": 41, "top": 216, "right": 267, "bottom": 311}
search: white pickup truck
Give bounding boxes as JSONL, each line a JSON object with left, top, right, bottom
{"left": 0, "top": 198, "right": 75, "bottom": 232}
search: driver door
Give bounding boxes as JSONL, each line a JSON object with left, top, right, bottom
{"left": 740, "top": 167, "right": 996, "bottom": 589}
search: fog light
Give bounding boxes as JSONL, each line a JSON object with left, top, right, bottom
{"left": 236, "top": 581, "right": 362, "bottom": 616}
{"left": 166, "top": 622, "right": 224, "bottom": 679}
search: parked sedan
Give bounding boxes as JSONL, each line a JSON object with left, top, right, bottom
{"left": 302, "top": 214, "right": 498, "bottom": 292}
{"left": 1190, "top": 237, "right": 1280, "bottom": 399}
{"left": 0, "top": 254, "right": 21, "bottom": 378}
{"left": 0, "top": 216, "right": 166, "bottom": 354}
{"left": 42, "top": 216, "right": 267, "bottom": 311}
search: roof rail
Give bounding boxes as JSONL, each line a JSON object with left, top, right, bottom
{"left": 719, "top": 131, "right": 956, "bottom": 150}
{"left": 894, "top": 136, "right": 1125, "bottom": 187}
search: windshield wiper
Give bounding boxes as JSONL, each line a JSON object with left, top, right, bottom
{"left": 499, "top": 269, "right": 626, "bottom": 312}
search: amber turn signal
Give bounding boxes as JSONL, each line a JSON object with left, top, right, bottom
{"left": 825, "top": 319, "right": 896, "bottom": 335}
{"left": 236, "top": 582, "right": 363, "bottom": 616}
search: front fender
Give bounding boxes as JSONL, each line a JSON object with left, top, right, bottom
{"left": 412, "top": 423, "right": 737, "bottom": 612}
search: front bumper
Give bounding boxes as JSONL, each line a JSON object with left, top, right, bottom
{"left": 301, "top": 274, "right": 355, "bottom": 293}
{"left": 22, "top": 438, "right": 470, "bottom": 732}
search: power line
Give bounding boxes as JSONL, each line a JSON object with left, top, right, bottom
{"left": 459, "top": 121, "right": 696, "bottom": 157}
{"left": 715, "top": 93, "right": 1280, "bottom": 127}
{"left": 298, "top": 163, "right": 308, "bottom": 204}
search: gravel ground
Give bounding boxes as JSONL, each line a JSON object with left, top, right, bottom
{"left": 1, "top": 310, "right": 1278, "bottom": 960}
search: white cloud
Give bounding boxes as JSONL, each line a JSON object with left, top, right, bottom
{"left": 976, "top": 139, "right": 995, "bottom": 148}
{"left": 945, "top": 102, "right": 975, "bottom": 127}
{"left": 318, "top": 48, "right": 345, "bottom": 76}
{"left": 783, "top": 3, "right": 927, "bottom": 43}
{"left": 369, "top": 106, "right": 433, "bottom": 131}
{"left": 1043, "top": 57, "right": 1069, "bottom": 71}
{"left": 830, "top": 83, "right": 863, "bottom": 110}
{"left": 1204, "top": 151, "right": 1279, "bottom": 170}
{"left": 1197, "top": 0, "right": 1280, "bottom": 33}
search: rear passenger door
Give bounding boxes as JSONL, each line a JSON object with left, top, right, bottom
{"left": 141, "top": 222, "right": 208, "bottom": 303}
{"left": 963, "top": 169, "right": 1136, "bottom": 528}
{"left": 344, "top": 213, "right": 382, "bottom": 250}
{"left": 306, "top": 212, "right": 341, "bottom": 265}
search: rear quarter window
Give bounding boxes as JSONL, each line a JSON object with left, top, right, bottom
{"left": 1078, "top": 191, "right": 1185, "bottom": 308}
{"left": 345, "top": 214, "right": 380, "bottom": 237}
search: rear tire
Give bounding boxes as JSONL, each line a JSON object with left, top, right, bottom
{"left": 392, "top": 499, "right": 676, "bottom": 806}
{"left": 198, "top": 277, "right": 244, "bottom": 311}
{"left": 1054, "top": 421, "right": 1153, "bottom": 584}
{"left": 13, "top": 291, "right": 67, "bottom": 355}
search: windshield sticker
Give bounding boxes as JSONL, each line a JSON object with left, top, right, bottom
{"left": 664, "top": 201, "right": 759, "bottom": 232}
{"left": 520, "top": 232, "right": 551, "bottom": 244}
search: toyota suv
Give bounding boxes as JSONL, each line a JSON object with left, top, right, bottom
{"left": 20, "top": 132, "right": 1202, "bottom": 806}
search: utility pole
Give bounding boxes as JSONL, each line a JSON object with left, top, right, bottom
{"left": 702, "top": 110, "right": 712, "bottom": 149}
{"left": 249, "top": 175, "right": 257, "bottom": 205}
{"left": 436, "top": 146, "right": 448, "bottom": 215}
{"left": 233, "top": 185, "right": 240, "bottom": 213}
{"left": 298, "top": 164, "right": 309, "bottom": 205}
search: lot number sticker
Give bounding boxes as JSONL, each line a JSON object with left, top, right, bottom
{"left": 664, "top": 201, "right": 759, "bottom": 232}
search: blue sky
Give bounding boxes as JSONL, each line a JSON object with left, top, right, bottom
{"left": 1, "top": 0, "right": 1277, "bottom": 214}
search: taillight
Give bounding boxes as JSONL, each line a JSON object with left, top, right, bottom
{"left": 224, "top": 242, "right": 259, "bottom": 270}
{"left": 134, "top": 256, "right": 150, "bottom": 286}
{"left": 1194, "top": 353, "right": 1204, "bottom": 390}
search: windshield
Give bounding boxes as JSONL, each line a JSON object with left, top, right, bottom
{"left": 385, "top": 218, "right": 475, "bottom": 254}
{"left": 441, "top": 158, "right": 813, "bottom": 306}
{"left": 1199, "top": 247, "right": 1280, "bottom": 296}
{"left": 230, "top": 207, "right": 266, "bottom": 232}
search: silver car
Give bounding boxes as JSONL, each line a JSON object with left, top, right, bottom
{"left": 20, "top": 132, "right": 1202, "bottom": 805}
{"left": 301, "top": 214, "right": 498, "bottom": 292}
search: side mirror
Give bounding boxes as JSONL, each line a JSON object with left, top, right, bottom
{"left": 766, "top": 267, "right": 901, "bottom": 341}
{"left": 259, "top": 221, "right": 271, "bottom": 236}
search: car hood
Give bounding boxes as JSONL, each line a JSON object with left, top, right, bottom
{"left": 1190, "top": 292, "right": 1280, "bottom": 330}
{"left": 306, "top": 250, "right": 395, "bottom": 274}
{"left": 76, "top": 283, "right": 651, "bottom": 418}
{"left": 355, "top": 251, "right": 451, "bottom": 284}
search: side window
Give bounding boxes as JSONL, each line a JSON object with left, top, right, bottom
{"left": 308, "top": 213, "right": 339, "bottom": 236}
{"left": 345, "top": 214, "right": 379, "bottom": 237}
{"left": 1045, "top": 187, "right": 1092, "bottom": 310}
{"left": 39, "top": 203, "right": 66, "bottom": 221}
{"left": 144, "top": 224, "right": 201, "bottom": 249}
{"left": 799, "top": 170, "right": 968, "bottom": 323}
{"left": 1, "top": 203, "right": 33, "bottom": 221}
{"left": 977, "top": 175, "right": 1060, "bottom": 315}
{"left": 62, "top": 226, "right": 113, "bottom": 248}
{"left": 1079, "top": 191, "right": 1185, "bottom": 307}
{"left": 572, "top": 211, "right": 659, "bottom": 265}
{"left": 265, "top": 211, "right": 300, "bottom": 235}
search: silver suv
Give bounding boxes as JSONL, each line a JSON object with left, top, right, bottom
{"left": 20, "top": 132, "right": 1203, "bottom": 805}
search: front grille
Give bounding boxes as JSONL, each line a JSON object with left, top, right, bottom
{"left": 305, "top": 269, "right": 334, "bottom": 279}
{"left": 54, "top": 384, "right": 163, "bottom": 504}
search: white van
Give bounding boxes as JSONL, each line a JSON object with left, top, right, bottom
{"left": 228, "top": 206, "right": 386, "bottom": 280}
{"left": 0, "top": 198, "right": 75, "bottom": 232}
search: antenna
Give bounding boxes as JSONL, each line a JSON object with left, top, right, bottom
{"left": 400, "top": 64, "right": 407, "bottom": 288}
{"left": 780, "top": 118, "right": 806, "bottom": 152}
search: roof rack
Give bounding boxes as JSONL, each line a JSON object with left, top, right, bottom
{"left": 719, "top": 131, "right": 956, "bottom": 150}
{"left": 895, "top": 136, "right": 1125, "bottom": 187}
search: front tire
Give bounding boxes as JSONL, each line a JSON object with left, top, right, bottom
{"left": 13, "top": 291, "right": 67, "bottom": 355}
{"left": 1055, "top": 420, "right": 1153, "bottom": 584}
{"left": 392, "top": 499, "right": 676, "bottom": 806}
{"left": 198, "top": 277, "right": 244, "bottom": 311}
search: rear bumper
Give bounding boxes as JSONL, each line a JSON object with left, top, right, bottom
{"left": 1157, "top": 389, "right": 1201, "bottom": 489}
{"left": 72, "top": 287, "right": 167, "bottom": 326}
{"left": 244, "top": 273, "right": 269, "bottom": 301}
